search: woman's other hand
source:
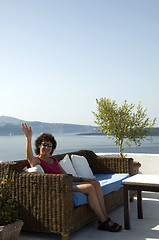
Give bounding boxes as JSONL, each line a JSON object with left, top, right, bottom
{"left": 81, "top": 178, "right": 97, "bottom": 182}
{"left": 21, "top": 123, "right": 32, "bottom": 139}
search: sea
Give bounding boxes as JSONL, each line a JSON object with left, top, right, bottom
{"left": 0, "top": 134, "right": 159, "bottom": 162}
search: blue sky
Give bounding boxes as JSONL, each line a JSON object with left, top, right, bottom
{"left": 0, "top": 0, "right": 159, "bottom": 126}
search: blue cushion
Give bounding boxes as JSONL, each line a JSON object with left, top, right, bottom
{"left": 73, "top": 173, "right": 129, "bottom": 207}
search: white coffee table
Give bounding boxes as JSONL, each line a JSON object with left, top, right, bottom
{"left": 122, "top": 174, "right": 159, "bottom": 229}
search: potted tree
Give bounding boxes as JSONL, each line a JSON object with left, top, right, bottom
{"left": 93, "top": 98, "right": 156, "bottom": 157}
{"left": 0, "top": 177, "right": 23, "bottom": 240}
{"left": 93, "top": 98, "right": 156, "bottom": 174}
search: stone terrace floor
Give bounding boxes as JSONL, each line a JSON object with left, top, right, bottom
{"left": 19, "top": 191, "right": 159, "bottom": 240}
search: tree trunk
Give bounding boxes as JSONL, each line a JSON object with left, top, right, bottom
{"left": 119, "top": 140, "right": 124, "bottom": 158}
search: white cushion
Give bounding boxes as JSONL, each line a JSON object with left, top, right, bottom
{"left": 24, "top": 165, "right": 44, "bottom": 173}
{"left": 71, "top": 155, "right": 96, "bottom": 179}
{"left": 59, "top": 154, "right": 78, "bottom": 177}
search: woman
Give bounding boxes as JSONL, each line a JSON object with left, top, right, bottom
{"left": 21, "top": 122, "right": 122, "bottom": 232}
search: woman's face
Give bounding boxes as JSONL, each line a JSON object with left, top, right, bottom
{"left": 39, "top": 141, "right": 53, "bottom": 156}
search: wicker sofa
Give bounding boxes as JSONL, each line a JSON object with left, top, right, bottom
{"left": 0, "top": 150, "right": 137, "bottom": 240}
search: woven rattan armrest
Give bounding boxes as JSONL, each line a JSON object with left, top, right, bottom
{"left": 0, "top": 169, "right": 73, "bottom": 234}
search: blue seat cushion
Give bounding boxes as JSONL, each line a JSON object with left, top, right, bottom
{"left": 73, "top": 173, "right": 129, "bottom": 207}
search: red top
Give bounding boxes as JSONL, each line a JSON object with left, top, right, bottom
{"left": 37, "top": 156, "right": 63, "bottom": 174}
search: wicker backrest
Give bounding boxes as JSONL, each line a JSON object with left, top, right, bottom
{"left": 53, "top": 150, "right": 133, "bottom": 175}
{"left": 0, "top": 150, "right": 96, "bottom": 176}
{"left": 0, "top": 160, "right": 30, "bottom": 179}
{"left": 0, "top": 150, "right": 133, "bottom": 177}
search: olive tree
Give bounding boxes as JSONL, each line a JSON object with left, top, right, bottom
{"left": 93, "top": 98, "right": 156, "bottom": 158}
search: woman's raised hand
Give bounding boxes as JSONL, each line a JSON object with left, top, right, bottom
{"left": 21, "top": 123, "right": 32, "bottom": 139}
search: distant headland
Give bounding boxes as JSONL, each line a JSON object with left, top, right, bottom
{"left": 0, "top": 116, "right": 159, "bottom": 136}
{"left": 0, "top": 116, "right": 97, "bottom": 136}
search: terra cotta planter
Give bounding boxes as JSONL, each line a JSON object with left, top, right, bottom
{"left": 0, "top": 219, "right": 23, "bottom": 240}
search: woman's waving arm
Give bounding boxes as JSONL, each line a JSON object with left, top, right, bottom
{"left": 21, "top": 123, "right": 40, "bottom": 167}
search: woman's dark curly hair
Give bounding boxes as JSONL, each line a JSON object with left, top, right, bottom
{"left": 34, "top": 133, "right": 57, "bottom": 155}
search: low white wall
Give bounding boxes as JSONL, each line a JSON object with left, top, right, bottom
{"left": 96, "top": 153, "right": 159, "bottom": 175}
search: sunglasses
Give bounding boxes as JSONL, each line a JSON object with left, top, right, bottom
{"left": 41, "top": 142, "right": 53, "bottom": 148}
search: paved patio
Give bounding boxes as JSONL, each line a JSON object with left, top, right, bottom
{"left": 19, "top": 191, "right": 159, "bottom": 240}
